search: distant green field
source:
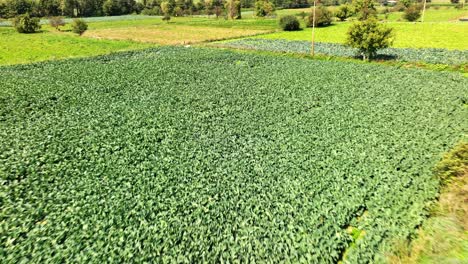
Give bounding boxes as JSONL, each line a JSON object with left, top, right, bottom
{"left": 0, "top": 28, "right": 151, "bottom": 65}
{"left": 258, "top": 22, "right": 468, "bottom": 50}
{"left": 380, "top": 7, "right": 467, "bottom": 22}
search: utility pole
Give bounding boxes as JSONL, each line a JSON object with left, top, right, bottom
{"left": 421, "top": 0, "right": 427, "bottom": 22}
{"left": 311, "top": 0, "right": 317, "bottom": 56}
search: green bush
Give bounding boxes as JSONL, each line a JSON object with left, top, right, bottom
{"left": 346, "top": 18, "right": 394, "bottom": 60}
{"left": 335, "top": 4, "right": 353, "bottom": 21}
{"left": 12, "top": 13, "right": 41, "bottom": 33}
{"left": 403, "top": 5, "right": 422, "bottom": 21}
{"left": 279, "top": 15, "right": 300, "bottom": 31}
{"left": 71, "top": 19, "right": 88, "bottom": 35}
{"left": 306, "top": 6, "right": 333, "bottom": 27}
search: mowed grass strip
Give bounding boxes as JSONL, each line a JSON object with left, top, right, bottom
{"left": 84, "top": 24, "right": 271, "bottom": 45}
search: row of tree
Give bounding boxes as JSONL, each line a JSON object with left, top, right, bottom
{"left": 0, "top": 0, "right": 321, "bottom": 18}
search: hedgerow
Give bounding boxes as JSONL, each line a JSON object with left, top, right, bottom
{"left": 216, "top": 38, "right": 468, "bottom": 65}
{"left": 0, "top": 47, "right": 467, "bottom": 263}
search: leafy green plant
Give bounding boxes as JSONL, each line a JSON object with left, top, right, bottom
{"left": 279, "top": 15, "right": 300, "bottom": 31}
{"left": 346, "top": 19, "right": 394, "bottom": 60}
{"left": 306, "top": 6, "right": 333, "bottom": 27}
{"left": 71, "top": 18, "right": 88, "bottom": 35}
{"left": 12, "top": 13, "right": 41, "bottom": 33}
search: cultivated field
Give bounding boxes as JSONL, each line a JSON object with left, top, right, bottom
{"left": 1, "top": 47, "right": 466, "bottom": 262}
{"left": 1, "top": 4, "right": 467, "bottom": 263}
{"left": 85, "top": 24, "right": 270, "bottom": 45}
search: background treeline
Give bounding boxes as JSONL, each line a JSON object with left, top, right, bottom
{"left": 0, "top": 0, "right": 353, "bottom": 18}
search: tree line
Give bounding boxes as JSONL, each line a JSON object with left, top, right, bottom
{"left": 0, "top": 0, "right": 323, "bottom": 18}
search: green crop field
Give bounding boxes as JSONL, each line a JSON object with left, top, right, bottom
{"left": 1, "top": 47, "right": 467, "bottom": 263}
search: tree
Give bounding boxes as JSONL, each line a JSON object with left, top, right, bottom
{"left": 306, "top": 6, "right": 332, "bottom": 27}
{"left": 346, "top": 18, "right": 394, "bottom": 60}
{"left": 49, "top": 16, "right": 65, "bottom": 30}
{"left": 255, "top": 0, "right": 275, "bottom": 17}
{"left": 352, "top": 0, "right": 377, "bottom": 20}
{"left": 226, "top": 0, "right": 241, "bottom": 19}
{"left": 71, "top": 18, "right": 87, "bottom": 35}
{"left": 12, "top": 13, "right": 41, "bottom": 33}
{"left": 335, "top": 3, "right": 352, "bottom": 21}
{"left": 161, "top": 1, "right": 171, "bottom": 21}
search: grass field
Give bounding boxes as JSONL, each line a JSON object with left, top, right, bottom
{"left": 380, "top": 7, "right": 468, "bottom": 22}
{"left": 1, "top": 47, "right": 467, "bottom": 263}
{"left": 258, "top": 22, "right": 468, "bottom": 50}
{"left": 0, "top": 27, "right": 151, "bottom": 65}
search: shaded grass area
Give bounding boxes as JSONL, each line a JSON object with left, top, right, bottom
{"left": 84, "top": 24, "right": 271, "bottom": 45}
{"left": 258, "top": 22, "right": 468, "bottom": 50}
{"left": 0, "top": 27, "right": 152, "bottom": 65}
{"left": 387, "top": 142, "right": 468, "bottom": 263}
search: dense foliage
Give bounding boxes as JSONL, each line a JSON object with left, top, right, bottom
{"left": 1, "top": 47, "right": 467, "bottom": 263}
{"left": 12, "top": 13, "right": 40, "bottom": 33}
{"left": 335, "top": 3, "right": 353, "bottom": 21}
{"left": 279, "top": 15, "right": 300, "bottom": 30}
{"left": 215, "top": 38, "right": 468, "bottom": 65}
{"left": 346, "top": 18, "right": 393, "bottom": 60}
{"left": 0, "top": 0, "right": 313, "bottom": 18}
{"left": 352, "top": 0, "right": 377, "bottom": 20}
{"left": 306, "top": 6, "right": 333, "bottom": 27}
{"left": 255, "top": 0, "right": 275, "bottom": 17}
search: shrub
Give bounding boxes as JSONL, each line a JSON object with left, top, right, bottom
{"left": 403, "top": 5, "right": 421, "bottom": 21}
{"left": 49, "top": 16, "right": 65, "bottom": 31}
{"left": 306, "top": 6, "right": 333, "bottom": 27}
{"left": 12, "top": 13, "right": 41, "bottom": 33}
{"left": 279, "top": 15, "right": 300, "bottom": 31}
{"left": 71, "top": 19, "right": 88, "bottom": 35}
{"left": 255, "top": 0, "right": 275, "bottom": 17}
{"left": 335, "top": 4, "right": 353, "bottom": 21}
{"left": 346, "top": 18, "right": 394, "bottom": 60}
